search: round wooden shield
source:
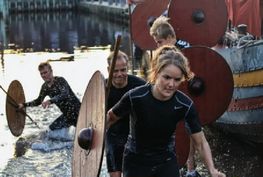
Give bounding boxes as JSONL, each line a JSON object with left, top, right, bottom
{"left": 5, "top": 80, "right": 26, "bottom": 137}
{"left": 131, "top": 0, "right": 170, "bottom": 50}
{"left": 168, "top": 0, "right": 228, "bottom": 47}
{"left": 175, "top": 121, "right": 190, "bottom": 167}
{"left": 72, "top": 71, "right": 106, "bottom": 177}
{"left": 180, "top": 46, "right": 233, "bottom": 125}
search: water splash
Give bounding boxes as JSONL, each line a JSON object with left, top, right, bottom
{"left": 31, "top": 127, "right": 75, "bottom": 152}
{"left": 31, "top": 141, "right": 73, "bottom": 152}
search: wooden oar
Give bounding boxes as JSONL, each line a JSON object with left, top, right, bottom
{"left": 0, "top": 42, "right": 4, "bottom": 60}
{"left": 0, "top": 84, "right": 41, "bottom": 129}
{"left": 106, "top": 35, "right": 122, "bottom": 98}
{"left": 128, "top": 3, "right": 135, "bottom": 74}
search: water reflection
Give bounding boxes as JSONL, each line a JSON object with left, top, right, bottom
{"left": 0, "top": 11, "right": 130, "bottom": 54}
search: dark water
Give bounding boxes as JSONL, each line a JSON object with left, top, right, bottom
{"left": 0, "top": 11, "right": 130, "bottom": 54}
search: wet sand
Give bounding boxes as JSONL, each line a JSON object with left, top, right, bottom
{"left": 194, "top": 126, "right": 263, "bottom": 177}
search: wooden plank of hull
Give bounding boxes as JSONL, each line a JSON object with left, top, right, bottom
{"left": 233, "top": 87, "right": 263, "bottom": 99}
{"left": 168, "top": 0, "right": 227, "bottom": 47}
{"left": 72, "top": 71, "right": 106, "bottom": 177}
{"left": 218, "top": 41, "right": 263, "bottom": 73}
{"left": 5, "top": 80, "right": 26, "bottom": 137}
{"left": 216, "top": 108, "right": 263, "bottom": 143}
{"left": 217, "top": 109, "right": 263, "bottom": 124}
{"left": 233, "top": 69, "right": 263, "bottom": 87}
{"left": 228, "top": 96, "right": 263, "bottom": 111}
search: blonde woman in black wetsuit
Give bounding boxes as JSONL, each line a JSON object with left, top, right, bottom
{"left": 107, "top": 46, "right": 225, "bottom": 177}
{"left": 150, "top": 16, "right": 199, "bottom": 177}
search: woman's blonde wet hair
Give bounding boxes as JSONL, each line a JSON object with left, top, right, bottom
{"left": 148, "top": 45, "right": 193, "bottom": 84}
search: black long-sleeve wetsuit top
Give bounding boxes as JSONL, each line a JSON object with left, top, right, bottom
{"left": 112, "top": 84, "right": 202, "bottom": 155}
{"left": 107, "top": 75, "right": 146, "bottom": 135}
{"left": 24, "top": 76, "right": 81, "bottom": 119}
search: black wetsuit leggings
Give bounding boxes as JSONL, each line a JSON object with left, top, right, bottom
{"left": 49, "top": 113, "right": 78, "bottom": 130}
{"left": 123, "top": 150, "right": 180, "bottom": 177}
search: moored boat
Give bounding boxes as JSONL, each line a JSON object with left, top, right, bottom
{"left": 211, "top": 0, "right": 263, "bottom": 144}
{"left": 214, "top": 37, "right": 263, "bottom": 144}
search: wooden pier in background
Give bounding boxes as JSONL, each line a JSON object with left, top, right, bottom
{"left": 7, "top": 0, "right": 78, "bottom": 13}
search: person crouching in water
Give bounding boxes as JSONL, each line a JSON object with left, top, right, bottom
{"left": 18, "top": 61, "right": 81, "bottom": 131}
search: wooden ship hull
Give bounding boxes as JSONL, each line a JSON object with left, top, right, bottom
{"left": 214, "top": 40, "right": 263, "bottom": 144}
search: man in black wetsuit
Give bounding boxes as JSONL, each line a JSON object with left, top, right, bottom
{"left": 106, "top": 50, "right": 146, "bottom": 177}
{"left": 18, "top": 62, "right": 81, "bottom": 131}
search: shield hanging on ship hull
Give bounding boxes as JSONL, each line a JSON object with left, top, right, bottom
{"left": 180, "top": 46, "right": 234, "bottom": 125}
{"left": 131, "top": 0, "right": 170, "bottom": 50}
{"left": 72, "top": 71, "right": 106, "bottom": 177}
{"left": 168, "top": 0, "right": 228, "bottom": 47}
{"left": 5, "top": 80, "right": 26, "bottom": 137}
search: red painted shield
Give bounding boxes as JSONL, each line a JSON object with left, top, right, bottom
{"left": 175, "top": 121, "right": 190, "bottom": 168}
{"left": 131, "top": 0, "right": 170, "bottom": 50}
{"left": 180, "top": 46, "right": 233, "bottom": 125}
{"left": 168, "top": 0, "right": 228, "bottom": 47}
